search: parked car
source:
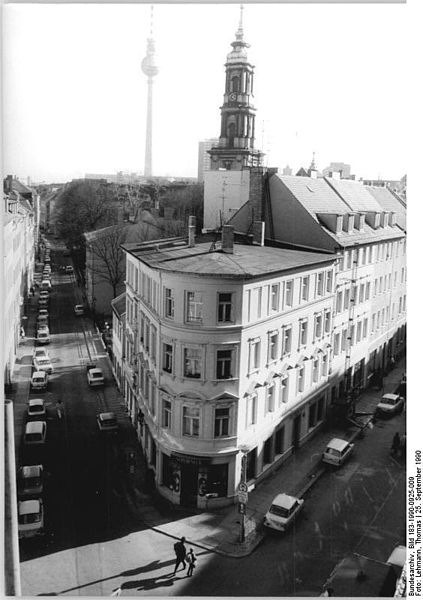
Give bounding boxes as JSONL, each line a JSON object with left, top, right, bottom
{"left": 87, "top": 366, "right": 105, "bottom": 386}
{"left": 38, "top": 309, "right": 49, "bottom": 318}
{"left": 38, "top": 297, "right": 49, "bottom": 308}
{"left": 33, "top": 347, "right": 49, "bottom": 360}
{"left": 386, "top": 545, "right": 406, "bottom": 577}
{"left": 322, "top": 438, "right": 354, "bottom": 467}
{"left": 27, "top": 398, "right": 46, "bottom": 418}
{"left": 37, "top": 329, "right": 50, "bottom": 344}
{"left": 376, "top": 393, "right": 404, "bottom": 417}
{"left": 17, "top": 465, "right": 44, "bottom": 498}
{"left": 263, "top": 493, "right": 304, "bottom": 532}
{"left": 37, "top": 315, "right": 49, "bottom": 328}
{"left": 40, "top": 280, "right": 52, "bottom": 291}
{"left": 33, "top": 356, "right": 53, "bottom": 374}
{"left": 97, "top": 412, "right": 118, "bottom": 433}
{"left": 30, "top": 371, "right": 48, "bottom": 391}
{"left": 74, "top": 304, "right": 84, "bottom": 316}
{"left": 65, "top": 265, "right": 74, "bottom": 274}
{"left": 23, "top": 421, "right": 47, "bottom": 445}
{"left": 18, "top": 499, "right": 44, "bottom": 538}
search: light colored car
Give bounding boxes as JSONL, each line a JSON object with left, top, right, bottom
{"left": 24, "top": 421, "right": 47, "bottom": 445}
{"left": 65, "top": 265, "right": 74, "bottom": 274}
{"left": 27, "top": 398, "right": 46, "bottom": 418}
{"left": 87, "top": 367, "right": 105, "bottom": 386}
{"left": 17, "top": 465, "right": 44, "bottom": 498}
{"left": 33, "top": 356, "right": 53, "bottom": 374}
{"left": 38, "top": 309, "right": 49, "bottom": 318}
{"left": 33, "top": 347, "right": 49, "bottom": 360}
{"left": 18, "top": 499, "right": 44, "bottom": 538}
{"left": 387, "top": 545, "right": 406, "bottom": 576}
{"left": 376, "top": 393, "right": 405, "bottom": 417}
{"left": 37, "top": 329, "right": 50, "bottom": 344}
{"left": 39, "top": 290, "right": 50, "bottom": 299}
{"left": 264, "top": 493, "right": 304, "bottom": 532}
{"left": 37, "top": 315, "right": 49, "bottom": 328}
{"left": 97, "top": 412, "right": 118, "bottom": 432}
{"left": 322, "top": 438, "right": 354, "bottom": 467}
{"left": 40, "top": 280, "right": 52, "bottom": 291}
{"left": 30, "top": 371, "right": 48, "bottom": 391}
{"left": 74, "top": 304, "right": 84, "bottom": 316}
{"left": 38, "top": 297, "right": 49, "bottom": 307}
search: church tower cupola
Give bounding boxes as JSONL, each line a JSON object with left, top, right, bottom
{"left": 209, "top": 5, "right": 264, "bottom": 171}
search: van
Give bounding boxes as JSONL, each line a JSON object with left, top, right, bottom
{"left": 18, "top": 499, "right": 44, "bottom": 538}
{"left": 322, "top": 438, "right": 354, "bottom": 467}
{"left": 24, "top": 421, "right": 47, "bottom": 445}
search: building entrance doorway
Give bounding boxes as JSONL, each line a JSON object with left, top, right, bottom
{"left": 180, "top": 463, "right": 198, "bottom": 508}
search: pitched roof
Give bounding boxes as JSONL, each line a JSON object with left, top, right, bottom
{"left": 122, "top": 241, "right": 335, "bottom": 279}
{"left": 111, "top": 293, "right": 126, "bottom": 316}
{"left": 324, "top": 178, "right": 382, "bottom": 212}
{"left": 365, "top": 185, "right": 406, "bottom": 230}
{"left": 279, "top": 175, "right": 349, "bottom": 216}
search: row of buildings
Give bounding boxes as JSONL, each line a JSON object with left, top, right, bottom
{"left": 108, "top": 11, "right": 406, "bottom": 510}
{"left": 3, "top": 176, "right": 40, "bottom": 389}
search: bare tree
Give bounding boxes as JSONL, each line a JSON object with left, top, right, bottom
{"left": 87, "top": 225, "right": 130, "bottom": 299}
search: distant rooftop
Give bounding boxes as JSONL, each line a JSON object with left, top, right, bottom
{"left": 122, "top": 239, "right": 335, "bottom": 279}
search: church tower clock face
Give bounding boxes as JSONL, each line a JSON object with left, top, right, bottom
{"left": 229, "top": 92, "right": 237, "bottom": 101}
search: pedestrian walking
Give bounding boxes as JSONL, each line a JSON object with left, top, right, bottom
{"left": 186, "top": 548, "right": 197, "bottom": 577}
{"left": 172, "top": 537, "right": 187, "bottom": 575}
{"left": 56, "top": 399, "right": 63, "bottom": 420}
{"left": 391, "top": 432, "right": 401, "bottom": 456}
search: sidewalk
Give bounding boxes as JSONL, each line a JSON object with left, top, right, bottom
{"left": 135, "top": 359, "right": 406, "bottom": 558}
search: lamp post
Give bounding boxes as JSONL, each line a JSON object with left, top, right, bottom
{"left": 238, "top": 447, "right": 249, "bottom": 543}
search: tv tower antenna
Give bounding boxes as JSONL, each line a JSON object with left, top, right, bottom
{"left": 141, "top": 5, "right": 159, "bottom": 178}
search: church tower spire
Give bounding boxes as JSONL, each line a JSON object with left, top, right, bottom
{"left": 208, "top": 5, "right": 263, "bottom": 171}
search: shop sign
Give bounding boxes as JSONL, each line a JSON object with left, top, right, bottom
{"left": 238, "top": 491, "right": 248, "bottom": 504}
{"left": 171, "top": 452, "right": 211, "bottom": 466}
{"left": 238, "top": 482, "right": 248, "bottom": 493}
{"left": 238, "top": 502, "right": 246, "bottom": 514}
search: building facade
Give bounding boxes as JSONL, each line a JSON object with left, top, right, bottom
{"left": 121, "top": 230, "right": 338, "bottom": 508}
{"left": 197, "top": 138, "right": 218, "bottom": 184}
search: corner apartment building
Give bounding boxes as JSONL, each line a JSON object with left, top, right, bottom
{"left": 121, "top": 228, "right": 337, "bottom": 508}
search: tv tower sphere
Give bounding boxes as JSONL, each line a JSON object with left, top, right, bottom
{"left": 141, "top": 38, "right": 159, "bottom": 78}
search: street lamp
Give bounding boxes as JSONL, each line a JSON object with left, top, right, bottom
{"left": 238, "top": 446, "right": 249, "bottom": 543}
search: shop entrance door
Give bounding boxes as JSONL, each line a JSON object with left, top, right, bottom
{"left": 180, "top": 463, "right": 198, "bottom": 508}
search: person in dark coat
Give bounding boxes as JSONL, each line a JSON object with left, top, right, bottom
{"left": 173, "top": 537, "right": 187, "bottom": 575}
{"left": 186, "top": 548, "right": 197, "bottom": 577}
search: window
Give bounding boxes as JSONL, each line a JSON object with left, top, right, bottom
{"left": 163, "top": 343, "right": 173, "bottom": 373}
{"left": 214, "top": 407, "right": 230, "bottom": 437}
{"left": 359, "top": 284, "right": 365, "bottom": 304}
{"left": 371, "top": 314, "right": 376, "bottom": 333}
{"left": 216, "top": 349, "right": 233, "bottom": 379}
{"left": 399, "top": 297, "right": 402, "bottom": 313}
{"left": 321, "top": 353, "right": 328, "bottom": 377}
{"left": 363, "top": 318, "right": 368, "bottom": 338}
{"left": 347, "top": 251, "right": 353, "bottom": 269}
{"left": 150, "top": 325, "right": 157, "bottom": 363}
{"left": 162, "top": 400, "right": 172, "bottom": 428}
{"left": 314, "top": 314, "right": 323, "bottom": 340}
{"left": 297, "top": 366, "right": 305, "bottom": 393}
{"left": 356, "top": 321, "right": 362, "bottom": 343}
{"left": 186, "top": 291, "right": 203, "bottom": 323}
{"left": 388, "top": 274, "right": 392, "bottom": 290}
{"left": 183, "top": 406, "right": 200, "bottom": 436}
{"left": 301, "top": 276, "right": 310, "bottom": 301}
{"left": 184, "top": 347, "right": 202, "bottom": 378}
{"left": 256, "top": 287, "right": 262, "bottom": 318}
{"left": 299, "top": 320, "right": 308, "bottom": 346}
{"left": 249, "top": 339, "right": 261, "bottom": 372}
{"left": 270, "top": 284, "right": 280, "bottom": 312}
{"left": 324, "top": 309, "right": 331, "bottom": 334}
{"left": 164, "top": 288, "right": 174, "bottom": 318}
{"left": 326, "top": 270, "right": 334, "bottom": 293}
{"left": 394, "top": 272, "right": 397, "bottom": 288}
{"left": 401, "top": 268, "right": 405, "bottom": 283}
{"left": 316, "top": 272, "right": 324, "bottom": 297}
{"left": 145, "top": 320, "right": 150, "bottom": 352}
{"left": 350, "top": 324, "right": 355, "bottom": 346}
{"left": 343, "top": 288, "right": 350, "bottom": 311}
{"left": 365, "top": 281, "right": 371, "bottom": 301}
{"left": 334, "top": 333, "right": 340, "bottom": 356}
{"left": 342, "top": 251, "right": 348, "bottom": 271}
{"left": 281, "top": 326, "right": 292, "bottom": 356}
{"left": 280, "top": 376, "right": 289, "bottom": 403}
{"left": 336, "top": 291, "right": 343, "bottom": 313}
{"left": 246, "top": 394, "right": 257, "bottom": 426}
{"left": 268, "top": 331, "right": 278, "bottom": 362}
{"left": 285, "top": 280, "right": 293, "bottom": 307}
{"left": 140, "top": 314, "right": 145, "bottom": 344}
{"left": 341, "top": 329, "right": 347, "bottom": 352}
{"left": 266, "top": 383, "right": 275, "bottom": 413}
{"left": 312, "top": 358, "right": 319, "bottom": 383}
{"left": 374, "top": 279, "right": 378, "bottom": 297}
{"left": 218, "top": 292, "right": 233, "bottom": 323}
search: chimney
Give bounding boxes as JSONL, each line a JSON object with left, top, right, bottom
{"left": 188, "top": 215, "right": 196, "bottom": 247}
{"left": 221, "top": 225, "right": 234, "bottom": 253}
{"left": 252, "top": 221, "right": 265, "bottom": 246}
{"left": 4, "top": 175, "right": 13, "bottom": 194}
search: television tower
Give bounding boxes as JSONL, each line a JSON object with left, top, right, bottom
{"left": 141, "top": 6, "right": 159, "bottom": 178}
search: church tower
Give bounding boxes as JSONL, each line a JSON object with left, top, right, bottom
{"left": 203, "top": 6, "right": 264, "bottom": 231}
{"left": 209, "top": 6, "right": 263, "bottom": 171}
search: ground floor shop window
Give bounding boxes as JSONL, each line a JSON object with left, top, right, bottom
{"left": 246, "top": 448, "right": 257, "bottom": 480}
{"left": 206, "top": 464, "right": 228, "bottom": 497}
{"left": 162, "top": 454, "right": 180, "bottom": 492}
{"left": 275, "top": 427, "right": 284, "bottom": 455}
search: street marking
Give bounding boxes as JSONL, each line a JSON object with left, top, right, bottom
{"left": 361, "top": 485, "right": 374, "bottom": 504}
{"left": 385, "top": 467, "right": 397, "bottom": 485}
{"left": 344, "top": 486, "right": 354, "bottom": 505}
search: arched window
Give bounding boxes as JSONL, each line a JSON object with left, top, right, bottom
{"left": 228, "top": 123, "right": 236, "bottom": 148}
{"left": 231, "top": 76, "right": 240, "bottom": 93}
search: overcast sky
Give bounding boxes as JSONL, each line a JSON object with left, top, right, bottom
{"left": 3, "top": 2, "right": 409, "bottom": 183}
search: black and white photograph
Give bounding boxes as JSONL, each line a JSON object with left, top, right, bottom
{"left": 2, "top": 0, "right": 416, "bottom": 597}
